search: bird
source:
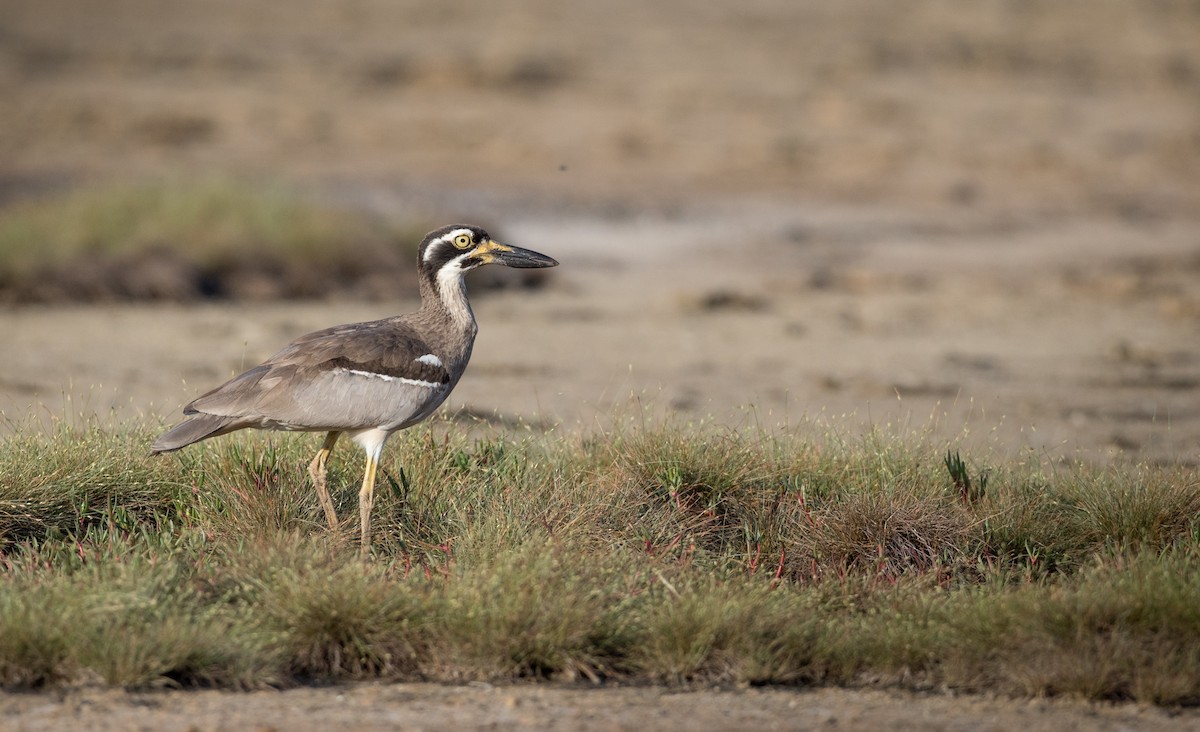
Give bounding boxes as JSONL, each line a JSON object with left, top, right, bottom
{"left": 152, "top": 224, "right": 559, "bottom": 555}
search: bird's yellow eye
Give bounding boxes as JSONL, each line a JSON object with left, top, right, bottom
{"left": 453, "top": 234, "right": 473, "bottom": 249}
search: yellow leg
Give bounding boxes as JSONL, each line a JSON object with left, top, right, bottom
{"left": 358, "top": 451, "right": 380, "bottom": 558}
{"left": 307, "top": 431, "right": 341, "bottom": 530}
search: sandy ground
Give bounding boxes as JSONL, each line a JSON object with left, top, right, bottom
{"left": 4, "top": 195, "right": 1198, "bottom": 466}
{"left": 2, "top": 0, "right": 1200, "bottom": 728}
{"left": 3, "top": 683, "right": 1199, "bottom": 732}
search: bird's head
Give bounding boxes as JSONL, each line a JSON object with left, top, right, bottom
{"left": 419, "top": 224, "right": 558, "bottom": 275}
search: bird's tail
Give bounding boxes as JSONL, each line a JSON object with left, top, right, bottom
{"left": 151, "top": 414, "right": 239, "bottom": 454}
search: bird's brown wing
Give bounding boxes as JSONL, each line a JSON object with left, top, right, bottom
{"left": 185, "top": 318, "right": 453, "bottom": 432}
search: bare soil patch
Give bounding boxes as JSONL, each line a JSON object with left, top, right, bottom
{"left": 4, "top": 683, "right": 1198, "bottom": 732}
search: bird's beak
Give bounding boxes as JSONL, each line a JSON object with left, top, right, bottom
{"left": 484, "top": 240, "right": 559, "bottom": 269}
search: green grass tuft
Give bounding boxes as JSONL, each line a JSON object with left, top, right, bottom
{"left": 1, "top": 418, "right": 1199, "bottom": 702}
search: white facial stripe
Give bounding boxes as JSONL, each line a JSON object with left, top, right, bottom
{"left": 337, "top": 367, "right": 440, "bottom": 390}
{"left": 416, "top": 354, "right": 443, "bottom": 368}
{"left": 422, "top": 229, "right": 477, "bottom": 262}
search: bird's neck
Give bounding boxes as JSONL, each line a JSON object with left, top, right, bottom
{"left": 419, "top": 264, "right": 478, "bottom": 341}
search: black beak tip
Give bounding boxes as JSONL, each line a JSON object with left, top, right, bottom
{"left": 499, "top": 246, "right": 560, "bottom": 269}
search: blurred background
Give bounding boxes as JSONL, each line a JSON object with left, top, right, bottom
{"left": 1, "top": 0, "right": 1198, "bottom": 464}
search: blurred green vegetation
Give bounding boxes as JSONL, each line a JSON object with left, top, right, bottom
{"left": 0, "top": 179, "right": 429, "bottom": 302}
